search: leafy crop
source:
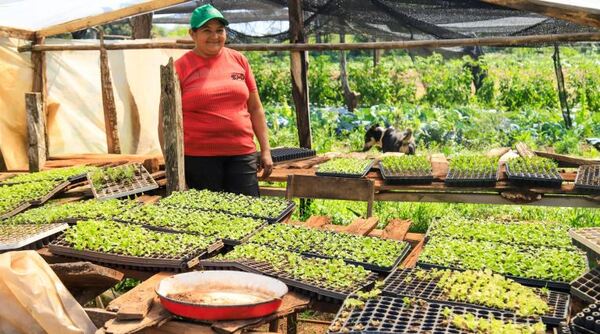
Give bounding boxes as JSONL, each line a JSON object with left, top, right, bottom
{"left": 89, "top": 164, "right": 138, "bottom": 190}
{"left": 3, "top": 166, "right": 96, "bottom": 184}
{"left": 448, "top": 155, "right": 498, "bottom": 177}
{"left": 221, "top": 243, "right": 372, "bottom": 290}
{"left": 158, "top": 189, "right": 291, "bottom": 220}
{"left": 317, "top": 157, "right": 373, "bottom": 175}
{"left": 380, "top": 155, "right": 431, "bottom": 176}
{"left": 249, "top": 223, "right": 408, "bottom": 268}
{"left": 419, "top": 236, "right": 587, "bottom": 282}
{"left": 6, "top": 199, "right": 137, "bottom": 224}
{"left": 0, "top": 181, "right": 61, "bottom": 216}
{"left": 64, "top": 220, "right": 217, "bottom": 257}
{"left": 116, "top": 205, "right": 265, "bottom": 241}
{"left": 507, "top": 157, "right": 559, "bottom": 176}
{"left": 410, "top": 269, "right": 549, "bottom": 317}
{"left": 446, "top": 309, "right": 546, "bottom": 334}
{"left": 428, "top": 217, "right": 572, "bottom": 248}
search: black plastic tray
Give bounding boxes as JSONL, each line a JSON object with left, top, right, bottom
{"left": 200, "top": 259, "right": 377, "bottom": 302}
{"left": 0, "top": 202, "right": 32, "bottom": 220}
{"left": 571, "top": 267, "right": 600, "bottom": 304}
{"left": 416, "top": 262, "right": 571, "bottom": 292}
{"left": 49, "top": 235, "right": 223, "bottom": 271}
{"left": 268, "top": 147, "right": 317, "bottom": 163}
{"left": 89, "top": 164, "right": 159, "bottom": 200}
{"left": 180, "top": 199, "right": 296, "bottom": 225}
{"left": 558, "top": 322, "right": 573, "bottom": 334}
{"left": 381, "top": 267, "right": 569, "bottom": 325}
{"left": 379, "top": 162, "right": 433, "bottom": 185}
{"left": 445, "top": 170, "right": 498, "bottom": 187}
{"left": 572, "top": 324, "right": 597, "bottom": 334}
{"left": 505, "top": 164, "right": 563, "bottom": 188}
{"left": 30, "top": 180, "right": 71, "bottom": 206}
{"left": 327, "top": 295, "right": 542, "bottom": 334}
{"left": 575, "top": 165, "right": 600, "bottom": 192}
{"left": 0, "top": 223, "right": 68, "bottom": 253}
{"left": 316, "top": 160, "right": 375, "bottom": 178}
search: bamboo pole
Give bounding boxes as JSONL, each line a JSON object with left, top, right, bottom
{"left": 18, "top": 32, "right": 600, "bottom": 53}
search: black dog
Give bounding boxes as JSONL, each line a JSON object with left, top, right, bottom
{"left": 363, "top": 125, "right": 416, "bottom": 154}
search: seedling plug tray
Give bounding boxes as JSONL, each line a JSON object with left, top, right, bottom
{"left": 316, "top": 160, "right": 375, "bottom": 178}
{"left": 0, "top": 223, "right": 67, "bottom": 252}
{"left": 505, "top": 164, "right": 563, "bottom": 188}
{"left": 268, "top": 147, "right": 316, "bottom": 163}
{"left": 571, "top": 267, "right": 600, "bottom": 304}
{"left": 89, "top": 164, "right": 159, "bottom": 200}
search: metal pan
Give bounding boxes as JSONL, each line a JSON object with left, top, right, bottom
{"left": 156, "top": 271, "right": 288, "bottom": 321}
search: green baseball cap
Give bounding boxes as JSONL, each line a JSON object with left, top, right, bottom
{"left": 190, "top": 4, "right": 229, "bottom": 29}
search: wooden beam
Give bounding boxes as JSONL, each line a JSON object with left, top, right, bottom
{"left": 288, "top": 0, "right": 311, "bottom": 149}
{"left": 36, "top": 0, "right": 189, "bottom": 37}
{"left": 0, "top": 26, "right": 35, "bottom": 39}
{"left": 20, "top": 32, "right": 600, "bottom": 53}
{"left": 131, "top": 13, "right": 153, "bottom": 39}
{"left": 31, "top": 35, "right": 49, "bottom": 160}
{"left": 99, "top": 32, "right": 121, "bottom": 154}
{"left": 25, "top": 92, "right": 46, "bottom": 172}
{"left": 481, "top": 0, "right": 600, "bottom": 29}
{"left": 160, "top": 57, "right": 185, "bottom": 195}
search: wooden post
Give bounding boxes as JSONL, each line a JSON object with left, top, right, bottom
{"left": 25, "top": 93, "right": 46, "bottom": 172}
{"left": 372, "top": 37, "right": 381, "bottom": 67}
{"left": 339, "top": 29, "right": 359, "bottom": 112}
{"left": 160, "top": 58, "right": 185, "bottom": 195}
{"left": 552, "top": 44, "right": 572, "bottom": 129}
{"left": 288, "top": 0, "right": 311, "bottom": 149}
{"left": 31, "top": 35, "right": 49, "bottom": 159}
{"left": 130, "top": 13, "right": 153, "bottom": 39}
{"left": 99, "top": 31, "right": 121, "bottom": 153}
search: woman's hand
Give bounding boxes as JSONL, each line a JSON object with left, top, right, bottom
{"left": 258, "top": 150, "right": 273, "bottom": 178}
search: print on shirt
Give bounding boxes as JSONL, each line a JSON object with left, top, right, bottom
{"left": 231, "top": 72, "right": 245, "bottom": 81}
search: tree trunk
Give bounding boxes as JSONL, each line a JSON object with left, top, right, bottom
{"left": 130, "top": 13, "right": 153, "bottom": 39}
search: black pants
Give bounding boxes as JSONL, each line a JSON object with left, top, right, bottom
{"left": 185, "top": 153, "right": 259, "bottom": 196}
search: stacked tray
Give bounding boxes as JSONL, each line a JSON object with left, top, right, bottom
{"left": 0, "top": 180, "right": 71, "bottom": 220}
{"left": 571, "top": 267, "right": 600, "bottom": 304}
{"left": 575, "top": 165, "right": 600, "bottom": 192}
{"left": 327, "top": 295, "right": 544, "bottom": 334}
{"left": 89, "top": 164, "right": 159, "bottom": 200}
{"left": 570, "top": 228, "right": 600, "bottom": 257}
{"left": 269, "top": 147, "right": 316, "bottom": 163}
{"left": 381, "top": 268, "right": 570, "bottom": 325}
{"left": 0, "top": 223, "right": 67, "bottom": 252}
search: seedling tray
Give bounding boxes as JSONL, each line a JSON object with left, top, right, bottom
{"left": 89, "top": 164, "right": 159, "bottom": 200}
{"left": 0, "top": 223, "right": 67, "bottom": 252}
{"left": 445, "top": 170, "right": 498, "bottom": 187}
{"left": 268, "top": 147, "right": 316, "bottom": 163}
{"left": 327, "top": 295, "right": 541, "bottom": 334}
{"left": 575, "top": 165, "right": 600, "bottom": 192}
{"left": 505, "top": 164, "right": 563, "bottom": 188}
{"left": 416, "top": 262, "right": 571, "bottom": 292}
{"left": 570, "top": 228, "right": 600, "bottom": 258}
{"left": 316, "top": 160, "right": 375, "bottom": 178}
{"left": 49, "top": 235, "right": 223, "bottom": 271}
{"left": 200, "top": 259, "right": 377, "bottom": 302}
{"left": 572, "top": 324, "right": 597, "bottom": 334}
{"left": 0, "top": 202, "right": 32, "bottom": 220}
{"left": 29, "top": 181, "right": 71, "bottom": 206}
{"left": 571, "top": 267, "right": 600, "bottom": 304}
{"left": 302, "top": 240, "right": 411, "bottom": 274}
{"left": 381, "top": 268, "right": 569, "bottom": 325}
{"left": 189, "top": 199, "right": 295, "bottom": 225}
{"left": 379, "top": 162, "right": 433, "bottom": 185}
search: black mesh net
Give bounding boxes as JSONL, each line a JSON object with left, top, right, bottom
{"left": 155, "top": 0, "right": 598, "bottom": 44}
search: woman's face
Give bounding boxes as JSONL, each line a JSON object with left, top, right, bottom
{"left": 190, "top": 19, "right": 226, "bottom": 57}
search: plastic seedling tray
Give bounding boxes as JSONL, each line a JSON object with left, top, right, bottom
{"left": 570, "top": 228, "right": 600, "bottom": 258}
{"left": 49, "top": 235, "right": 223, "bottom": 272}
{"left": 268, "top": 147, "right": 316, "bottom": 163}
{"left": 571, "top": 267, "right": 600, "bottom": 304}
{"left": 327, "top": 295, "right": 542, "bottom": 334}
{"left": 0, "top": 223, "right": 68, "bottom": 252}
{"left": 505, "top": 163, "right": 563, "bottom": 188}
{"left": 200, "top": 259, "right": 377, "bottom": 302}
{"left": 381, "top": 268, "right": 570, "bottom": 325}
{"left": 575, "top": 165, "right": 600, "bottom": 192}
{"left": 29, "top": 181, "right": 71, "bottom": 206}
{"left": 445, "top": 170, "right": 499, "bottom": 187}
{"left": 571, "top": 301, "right": 600, "bottom": 334}
{"left": 0, "top": 202, "right": 32, "bottom": 220}
{"left": 316, "top": 160, "right": 375, "bottom": 178}
{"left": 89, "top": 164, "right": 159, "bottom": 200}
{"left": 379, "top": 161, "right": 433, "bottom": 185}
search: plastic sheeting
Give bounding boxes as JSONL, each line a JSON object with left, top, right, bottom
{"left": 0, "top": 250, "right": 96, "bottom": 334}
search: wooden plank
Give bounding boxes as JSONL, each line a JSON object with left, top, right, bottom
{"left": 160, "top": 58, "right": 185, "bottom": 195}
{"left": 0, "top": 26, "right": 35, "bottom": 39}
{"left": 139, "top": 321, "right": 216, "bottom": 334}
{"left": 486, "top": 147, "right": 510, "bottom": 158}
{"left": 430, "top": 153, "right": 448, "bottom": 179}
{"left": 322, "top": 224, "right": 346, "bottom": 232}
{"left": 342, "top": 217, "right": 379, "bottom": 236}
{"left": 534, "top": 150, "right": 600, "bottom": 167}
{"left": 85, "top": 308, "right": 117, "bottom": 328}
{"left": 401, "top": 233, "right": 425, "bottom": 268}
{"left": 481, "top": 0, "right": 600, "bottom": 29}
{"left": 100, "top": 32, "right": 121, "bottom": 154}
{"left": 303, "top": 216, "right": 331, "bottom": 228}
{"left": 37, "top": 0, "right": 189, "bottom": 37}
{"left": 104, "top": 298, "right": 171, "bottom": 334}
{"left": 107, "top": 272, "right": 170, "bottom": 313}
{"left": 285, "top": 175, "right": 374, "bottom": 202}
{"left": 50, "top": 261, "right": 124, "bottom": 305}
{"left": 515, "top": 142, "right": 535, "bottom": 157}
{"left": 381, "top": 219, "right": 411, "bottom": 240}
{"left": 369, "top": 229, "right": 384, "bottom": 238}
{"left": 25, "top": 92, "right": 46, "bottom": 172}
{"left": 136, "top": 195, "right": 162, "bottom": 205}
{"left": 288, "top": 0, "right": 311, "bottom": 149}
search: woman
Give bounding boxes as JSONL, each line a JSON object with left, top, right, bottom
{"left": 159, "top": 4, "right": 272, "bottom": 196}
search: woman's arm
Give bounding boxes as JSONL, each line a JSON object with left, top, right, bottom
{"left": 248, "top": 91, "right": 273, "bottom": 178}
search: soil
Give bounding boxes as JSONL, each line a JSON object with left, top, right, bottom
{"left": 167, "top": 286, "right": 277, "bottom": 306}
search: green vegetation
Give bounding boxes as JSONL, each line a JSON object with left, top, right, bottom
{"left": 0, "top": 181, "right": 61, "bottom": 216}
{"left": 64, "top": 220, "right": 217, "bottom": 257}
{"left": 316, "top": 157, "right": 373, "bottom": 175}
{"left": 116, "top": 205, "right": 266, "bottom": 241}
{"left": 419, "top": 236, "right": 587, "bottom": 282}
{"left": 249, "top": 223, "right": 408, "bottom": 267}
{"left": 6, "top": 199, "right": 136, "bottom": 224}
{"left": 380, "top": 155, "right": 431, "bottom": 176}
{"left": 448, "top": 155, "right": 498, "bottom": 177}
{"left": 445, "top": 309, "right": 546, "bottom": 334}
{"left": 3, "top": 166, "right": 96, "bottom": 184}
{"left": 158, "top": 189, "right": 290, "bottom": 219}
{"left": 507, "top": 156, "right": 560, "bottom": 176}
{"left": 90, "top": 165, "right": 137, "bottom": 190}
